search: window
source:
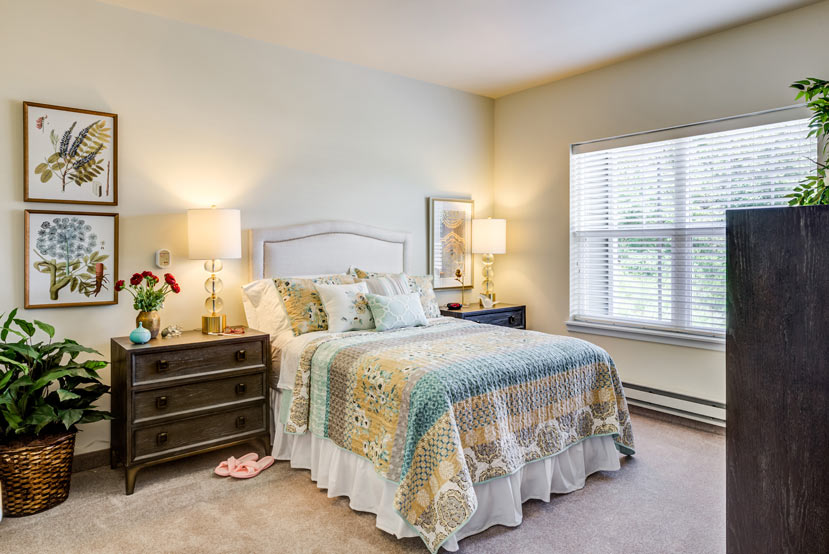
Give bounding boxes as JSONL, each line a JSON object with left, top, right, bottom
{"left": 569, "top": 113, "right": 817, "bottom": 346}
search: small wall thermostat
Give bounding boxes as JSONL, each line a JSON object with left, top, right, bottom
{"left": 155, "top": 248, "right": 172, "bottom": 269}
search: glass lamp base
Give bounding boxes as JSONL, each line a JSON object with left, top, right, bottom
{"left": 201, "top": 314, "right": 226, "bottom": 334}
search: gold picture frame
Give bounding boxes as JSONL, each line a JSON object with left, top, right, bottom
{"left": 25, "top": 210, "right": 119, "bottom": 309}
{"left": 428, "top": 197, "right": 474, "bottom": 290}
{"left": 24, "top": 102, "right": 118, "bottom": 206}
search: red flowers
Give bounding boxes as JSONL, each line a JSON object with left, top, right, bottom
{"left": 164, "top": 273, "right": 181, "bottom": 294}
{"left": 115, "top": 269, "right": 182, "bottom": 310}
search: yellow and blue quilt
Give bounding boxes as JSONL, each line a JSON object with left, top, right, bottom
{"left": 284, "top": 318, "right": 634, "bottom": 552}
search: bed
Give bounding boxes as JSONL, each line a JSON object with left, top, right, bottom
{"left": 247, "top": 221, "right": 635, "bottom": 553}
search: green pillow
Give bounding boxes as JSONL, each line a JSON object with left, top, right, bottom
{"left": 366, "top": 293, "right": 428, "bottom": 331}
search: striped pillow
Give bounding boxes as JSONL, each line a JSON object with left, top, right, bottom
{"left": 364, "top": 273, "right": 410, "bottom": 296}
{"left": 352, "top": 268, "right": 441, "bottom": 318}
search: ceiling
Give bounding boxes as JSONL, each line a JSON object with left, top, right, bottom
{"left": 98, "top": 0, "right": 819, "bottom": 98}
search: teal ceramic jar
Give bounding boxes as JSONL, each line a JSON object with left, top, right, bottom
{"left": 129, "top": 322, "right": 152, "bottom": 344}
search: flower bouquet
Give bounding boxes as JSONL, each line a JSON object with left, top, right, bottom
{"left": 115, "top": 271, "right": 181, "bottom": 338}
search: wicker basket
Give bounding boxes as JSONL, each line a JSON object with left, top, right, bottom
{"left": 0, "top": 432, "right": 75, "bottom": 517}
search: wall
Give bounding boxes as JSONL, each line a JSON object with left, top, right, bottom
{"left": 493, "top": 1, "right": 829, "bottom": 404}
{"left": 0, "top": 0, "right": 494, "bottom": 453}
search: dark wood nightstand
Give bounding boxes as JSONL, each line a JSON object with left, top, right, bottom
{"left": 440, "top": 303, "right": 526, "bottom": 329}
{"left": 110, "top": 329, "right": 271, "bottom": 494}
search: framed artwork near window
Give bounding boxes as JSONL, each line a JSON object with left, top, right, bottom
{"left": 25, "top": 210, "right": 119, "bottom": 309}
{"left": 24, "top": 102, "right": 118, "bottom": 205}
{"left": 428, "top": 197, "right": 474, "bottom": 290}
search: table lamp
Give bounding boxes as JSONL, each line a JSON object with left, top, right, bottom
{"left": 187, "top": 207, "right": 241, "bottom": 333}
{"left": 471, "top": 217, "right": 506, "bottom": 305}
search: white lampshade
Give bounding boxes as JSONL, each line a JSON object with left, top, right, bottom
{"left": 187, "top": 208, "right": 242, "bottom": 260}
{"left": 471, "top": 218, "right": 506, "bottom": 254}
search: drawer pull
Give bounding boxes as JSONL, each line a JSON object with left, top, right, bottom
{"left": 157, "top": 360, "right": 169, "bottom": 372}
{"left": 236, "top": 415, "right": 246, "bottom": 428}
{"left": 156, "top": 396, "right": 168, "bottom": 409}
{"left": 156, "top": 432, "right": 168, "bottom": 446}
{"left": 508, "top": 315, "right": 517, "bottom": 325}
{"left": 235, "top": 350, "right": 247, "bottom": 362}
{"left": 235, "top": 383, "right": 247, "bottom": 395}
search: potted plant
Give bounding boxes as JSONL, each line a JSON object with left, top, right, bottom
{"left": 0, "top": 309, "right": 111, "bottom": 517}
{"left": 788, "top": 77, "right": 828, "bottom": 205}
{"left": 114, "top": 271, "right": 181, "bottom": 339}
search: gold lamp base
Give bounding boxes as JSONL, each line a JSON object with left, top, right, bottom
{"left": 201, "top": 314, "right": 226, "bottom": 334}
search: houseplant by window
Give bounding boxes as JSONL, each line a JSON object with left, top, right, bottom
{"left": 0, "top": 309, "right": 111, "bottom": 516}
{"left": 788, "top": 77, "right": 828, "bottom": 205}
{"left": 114, "top": 271, "right": 181, "bottom": 339}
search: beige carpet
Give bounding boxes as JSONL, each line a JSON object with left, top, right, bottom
{"left": 1, "top": 413, "right": 724, "bottom": 554}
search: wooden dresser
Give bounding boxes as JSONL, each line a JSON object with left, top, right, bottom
{"left": 439, "top": 303, "right": 526, "bottom": 329}
{"left": 726, "top": 206, "right": 829, "bottom": 552}
{"left": 110, "top": 329, "right": 270, "bottom": 494}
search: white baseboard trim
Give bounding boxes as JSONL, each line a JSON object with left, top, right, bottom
{"left": 623, "top": 382, "right": 725, "bottom": 427}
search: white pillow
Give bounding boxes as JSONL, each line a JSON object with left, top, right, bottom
{"left": 363, "top": 273, "right": 410, "bottom": 296}
{"left": 315, "top": 282, "right": 375, "bottom": 333}
{"left": 241, "top": 279, "right": 292, "bottom": 338}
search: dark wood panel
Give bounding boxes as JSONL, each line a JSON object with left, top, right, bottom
{"left": 466, "top": 309, "right": 524, "bottom": 328}
{"left": 440, "top": 304, "right": 526, "bottom": 329}
{"left": 726, "top": 206, "right": 829, "bottom": 554}
{"left": 132, "top": 339, "right": 264, "bottom": 385}
{"left": 132, "top": 404, "right": 266, "bottom": 461}
{"left": 111, "top": 330, "right": 270, "bottom": 494}
{"left": 133, "top": 373, "right": 264, "bottom": 423}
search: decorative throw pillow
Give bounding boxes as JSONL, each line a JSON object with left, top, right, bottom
{"left": 364, "top": 273, "right": 410, "bottom": 296}
{"left": 352, "top": 268, "right": 441, "bottom": 319}
{"left": 315, "top": 282, "right": 374, "bottom": 333}
{"left": 366, "top": 293, "right": 428, "bottom": 331}
{"left": 405, "top": 274, "right": 441, "bottom": 318}
{"left": 274, "top": 274, "right": 355, "bottom": 336}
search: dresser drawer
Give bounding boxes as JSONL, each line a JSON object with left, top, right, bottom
{"left": 133, "top": 372, "right": 265, "bottom": 423}
{"left": 133, "top": 340, "right": 264, "bottom": 385}
{"left": 132, "top": 404, "right": 266, "bottom": 461}
{"left": 468, "top": 309, "right": 524, "bottom": 328}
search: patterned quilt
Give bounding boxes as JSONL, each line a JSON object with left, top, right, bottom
{"left": 283, "top": 318, "right": 634, "bottom": 552}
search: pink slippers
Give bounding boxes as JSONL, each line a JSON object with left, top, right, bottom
{"left": 229, "top": 456, "right": 275, "bottom": 479}
{"left": 214, "top": 453, "right": 259, "bottom": 477}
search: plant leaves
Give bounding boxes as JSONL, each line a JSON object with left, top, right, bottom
{"left": 40, "top": 169, "right": 52, "bottom": 183}
{"left": 59, "top": 408, "right": 83, "bottom": 429}
{"left": 33, "top": 320, "right": 55, "bottom": 338}
{"left": 56, "top": 389, "right": 81, "bottom": 402}
{"left": 1, "top": 308, "right": 18, "bottom": 341}
{"left": 13, "top": 319, "right": 35, "bottom": 337}
{"left": 34, "top": 162, "right": 48, "bottom": 174}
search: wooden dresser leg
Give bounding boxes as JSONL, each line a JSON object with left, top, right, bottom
{"left": 110, "top": 449, "right": 119, "bottom": 469}
{"left": 125, "top": 466, "right": 140, "bottom": 495}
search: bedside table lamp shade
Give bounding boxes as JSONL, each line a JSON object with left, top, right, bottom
{"left": 471, "top": 218, "right": 506, "bottom": 302}
{"left": 187, "top": 207, "right": 241, "bottom": 333}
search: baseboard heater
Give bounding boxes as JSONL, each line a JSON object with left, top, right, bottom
{"left": 622, "top": 382, "right": 726, "bottom": 427}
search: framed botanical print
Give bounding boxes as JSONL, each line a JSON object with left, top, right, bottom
{"left": 428, "top": 197, "right": 474, "bottom": 290}
{"left": 24, "top": 102, "right": 118, "bottom": 205}
{"left": 25, "top": 210, "right": 119, "bottom": 309}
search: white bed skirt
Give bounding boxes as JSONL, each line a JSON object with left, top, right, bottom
{"left": 270, "top": 389, "right": 621, "bottom": 551}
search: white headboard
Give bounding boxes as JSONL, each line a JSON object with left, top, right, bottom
{"left": 248, "top": 220, "right": 413, "bottom": 280}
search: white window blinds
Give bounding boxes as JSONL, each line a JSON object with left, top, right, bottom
{"left": 570, "top": 115, "right": 816, "bottom": 338}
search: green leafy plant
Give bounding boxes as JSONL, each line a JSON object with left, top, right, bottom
{"left": 34, "top": 120, "right": 110, "bottom": 192}
{"left": 0, "top": 309, "right": 111, "bottom": 441}
{"left": 788, "top": 77, "right": 828, "bottom": 205}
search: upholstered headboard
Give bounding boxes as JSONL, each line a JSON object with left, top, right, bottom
{"left": 248, "top": 220, "right": 413, "bottom": 280}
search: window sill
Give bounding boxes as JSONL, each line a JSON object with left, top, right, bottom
{"left": 564, "top": 320, "right": 725, "bottom": 351}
